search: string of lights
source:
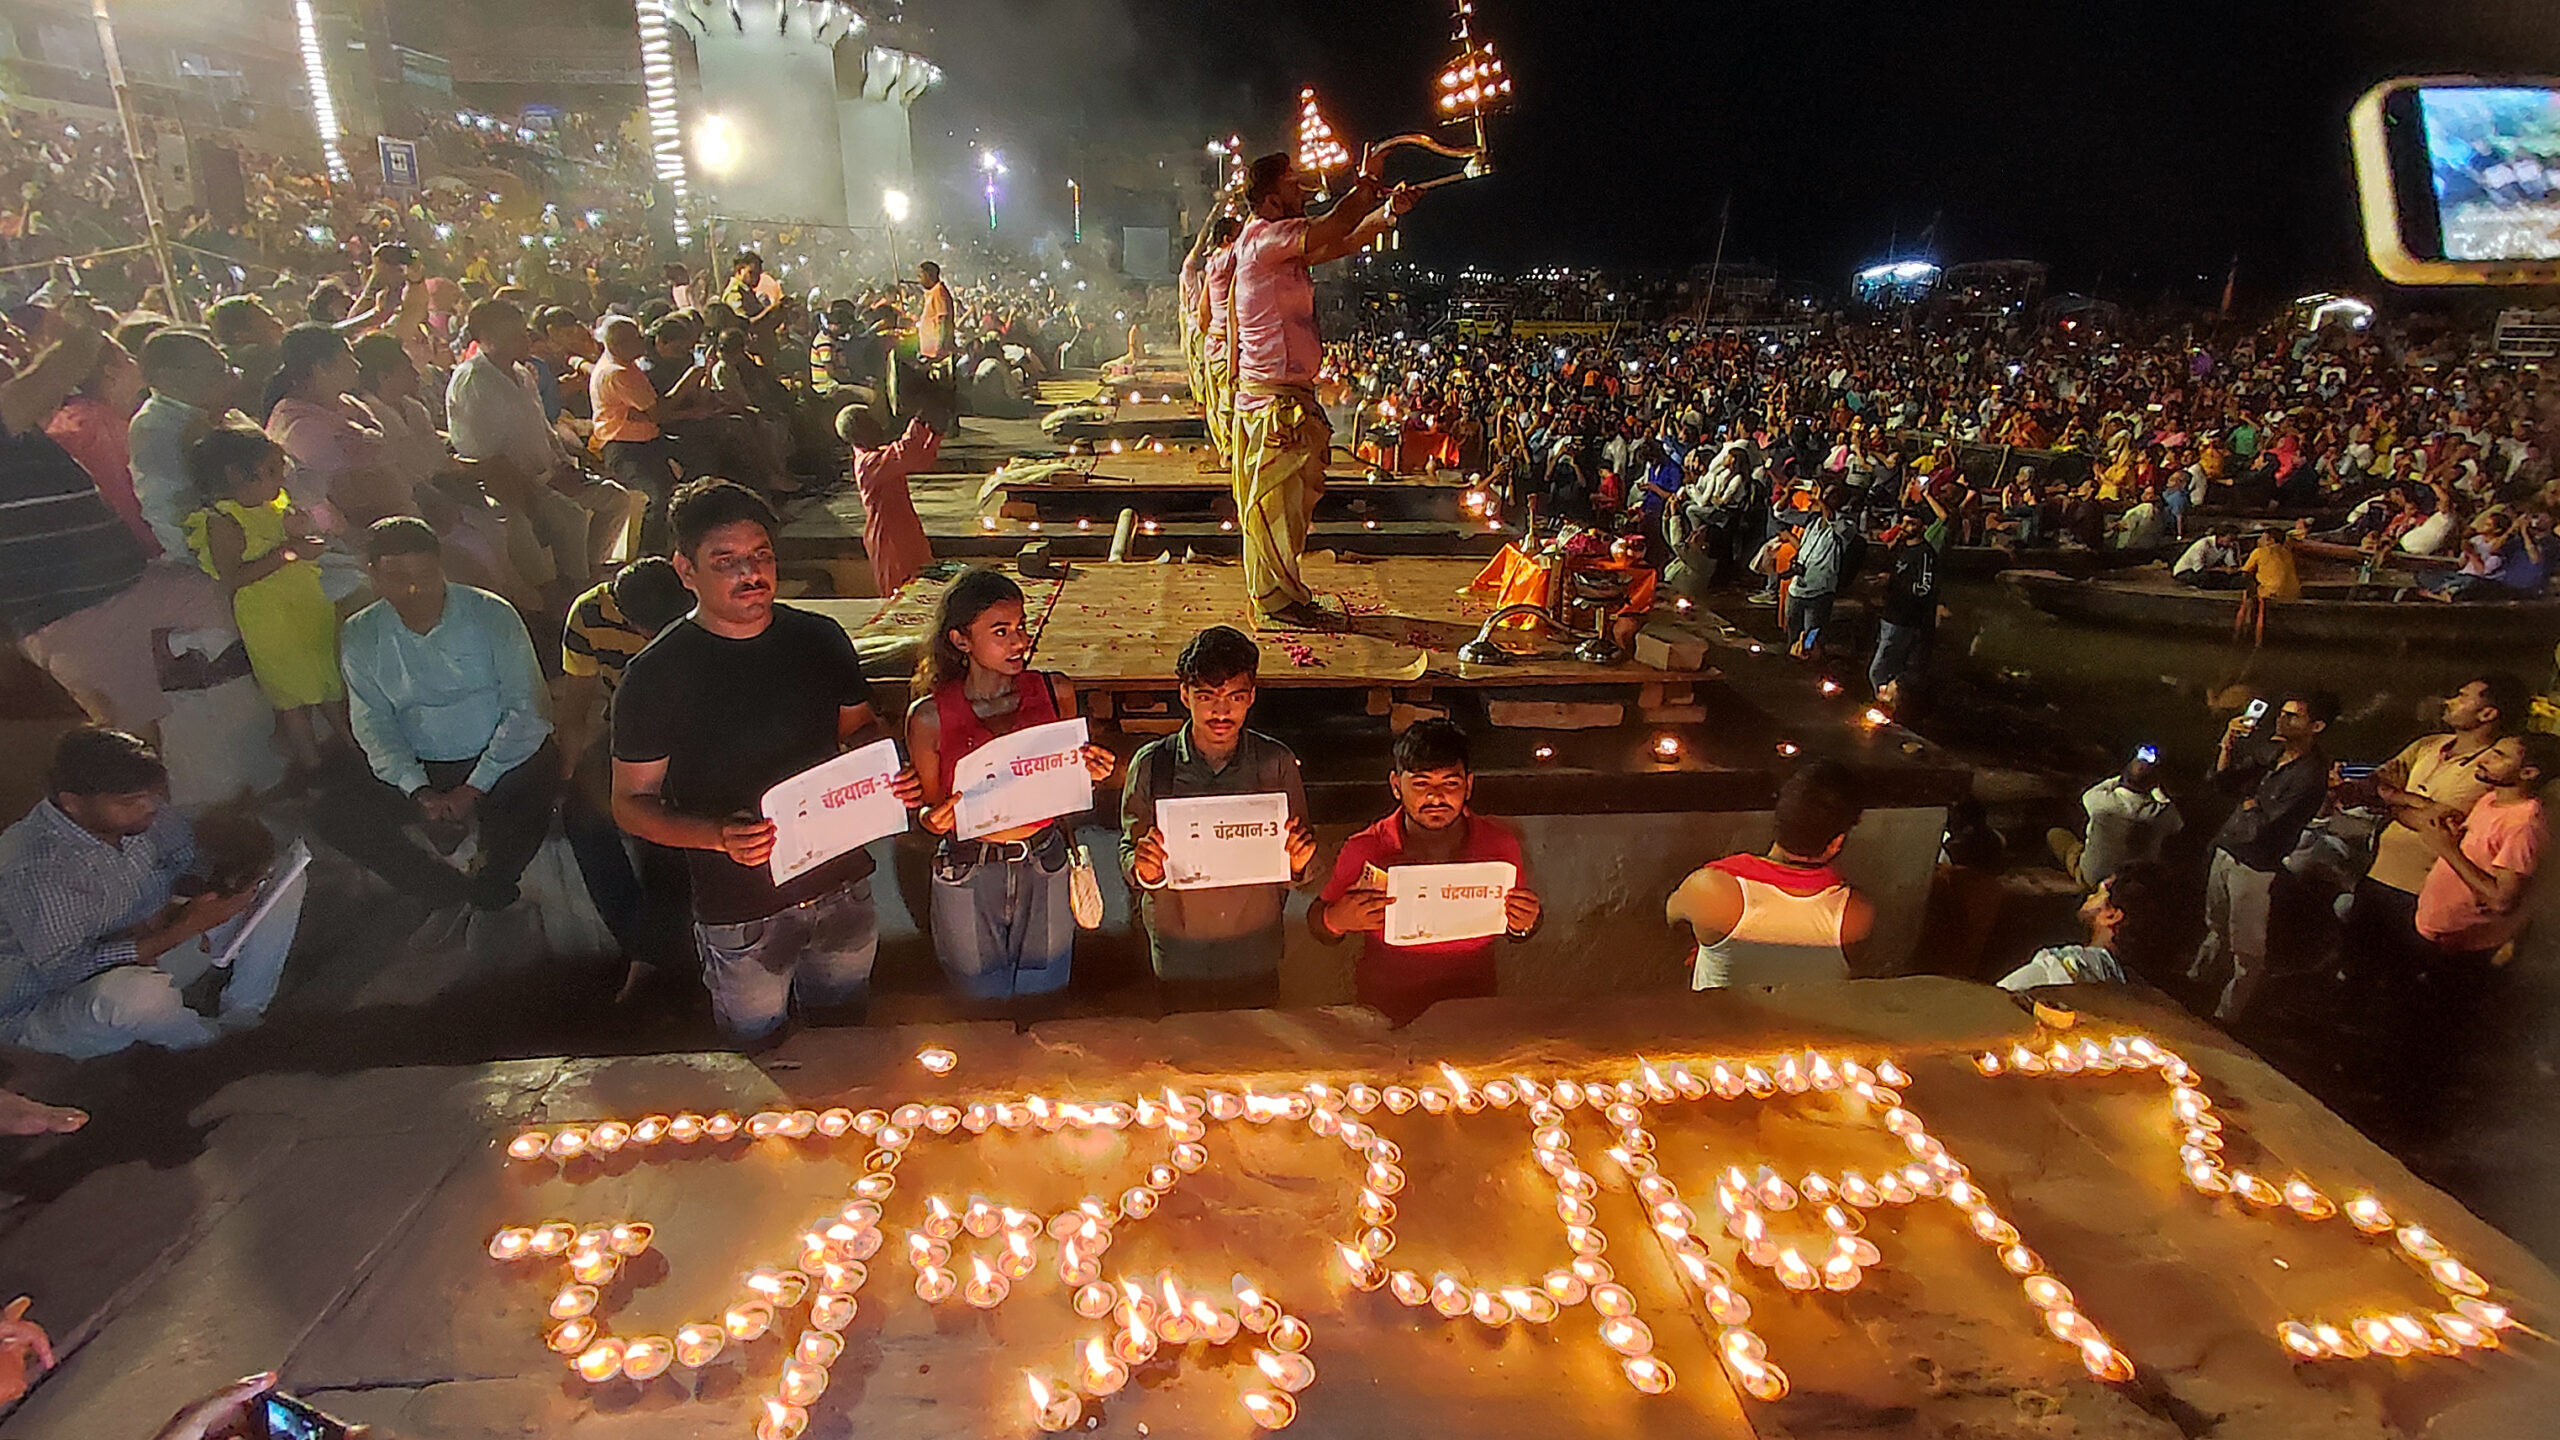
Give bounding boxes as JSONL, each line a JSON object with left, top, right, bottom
{"left": 291, "top": 0, "right": 349, "bottom": 183}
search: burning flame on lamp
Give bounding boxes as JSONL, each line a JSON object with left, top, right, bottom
{"left": 1297, "top": 88, "right": 1351, "bottom": 175}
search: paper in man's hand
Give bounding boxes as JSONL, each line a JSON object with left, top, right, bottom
{"left": 952, "top": 717, "right": 1092, "bottom": 840}
{"left": 1384, "top": 860, "right": 1517, "bottom": 946}
{"left": 762, "top": 738, "right": 909, "bottom": 883}
{"left": 1157, "top": 792, "right": 1291, "bottom": 890}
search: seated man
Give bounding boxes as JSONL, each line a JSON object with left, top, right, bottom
{"left": 1122, "top": 626, "right": 1318, "bottom": 1012}
{"left": 1312, "top": 719, "right": 1542, "bottom": 1024}
{"left": 2171, "top": 522, "right": 2248, "bottom": 589}
{"left": 1668, "top": 761, "right": 1876, "bottom": 989}
{"left": 319, "top": 518, "right": 562, "bottom": 914}
{"left": 556, "top": 557, "right": 696, "bottom": 1003}
{"left": 447, "top": 298, "right": 639, "bottom": 590}
{"left": 1996, "top": 859, "right": 2173, "bottom": 990}
{"left": 0, "top": 728, "right": 306, "bottom": 1057}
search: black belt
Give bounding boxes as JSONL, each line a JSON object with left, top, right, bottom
{"left": 939, "top": 825, "right": 1066, "bottom": 867}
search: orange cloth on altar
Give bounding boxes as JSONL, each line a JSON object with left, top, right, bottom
{"left": 1468, "top": 544, "right": 1657, "bottom": 621}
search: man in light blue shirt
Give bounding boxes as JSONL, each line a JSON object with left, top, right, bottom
{"left": 1787, "top": 484, "right": 1858, "bottom": 658}
{"left": 317, "top": 518, "right": 561, "bottom": 912}
{"left": 127, "top": 329, "right": 243, "bottom": 558}
{"left": 0, "top": 727, "right": 304, "bottom": 1056}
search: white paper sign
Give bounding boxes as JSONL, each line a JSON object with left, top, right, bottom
{"left": 1158, "top": 792, "right": 1292, "bottom": 890}
{"left": 213, "top": 840, "right": 311, "bottom": 970}
{"left": 761, "top": 739, "right": 910, "bottom": 883}
{"left": 953, "top": 717, "right": 1093, "bottom": 840}
{"left": 1385, "top": 860, "right": 1518, "bottom": 947}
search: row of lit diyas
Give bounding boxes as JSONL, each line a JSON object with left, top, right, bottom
{"left": 1976, "top": 1032, "right": 2519, "bottom": 1362}
{"left": 488, "top": 1047, "right": 2024, "bottom": 1428}
{"left": 489, "top": 1035, "right": 2523, "bottom": 1435}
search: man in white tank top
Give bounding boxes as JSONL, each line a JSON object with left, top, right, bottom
{"left": 1667, "top": 762, "right": 1875, "bottom": 989}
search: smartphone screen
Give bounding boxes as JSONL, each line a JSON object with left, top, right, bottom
{"left": 2243, "top": 699, "right": 2269, "bottom": 723}
{"left": 2338, "top": 763, "right": 2381, "bottom": 782}
{"left": 2381, "top": 84, "right": 2560, "bottom": 264}
{"left": 262, "top": 1392, "right": 348, "bottom": 1440}
{"left": 2414, "top": 86, "right": 2560, "bottom": 262}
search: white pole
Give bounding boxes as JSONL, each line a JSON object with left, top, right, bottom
{"left": 89, "top": 0, "right": 188, "bottom": 320}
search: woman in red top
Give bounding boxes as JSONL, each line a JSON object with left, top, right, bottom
{"left": 907, "top": 569, "right": 1115, "bottom": 1001}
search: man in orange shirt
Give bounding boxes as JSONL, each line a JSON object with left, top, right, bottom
{"left": 902, "top": 261, "right": 959, "bottom": 432}
{"left": 914, "top": 261, "right": 955, "bottom": 361}
{"left": 591, "top": 316, "right": 680, "bottom": 551}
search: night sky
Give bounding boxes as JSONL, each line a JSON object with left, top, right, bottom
{"left": 912, "top": 0, "right": 2560, "bottom": 302}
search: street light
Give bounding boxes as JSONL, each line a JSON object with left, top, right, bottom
{"left": 881, "top": 187, "right": 910, "bottom": 277}
{"left": 979, "top": 148, "right": 1005, "bottom": 231}
{"left": 693, "top": 113, "right": 741, "bottom": 176}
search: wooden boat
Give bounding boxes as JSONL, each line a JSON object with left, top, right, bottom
{"left": 1997, "top": 566, "right": 2560, "bottom": 646}
{"left": 1944, "top": 543, "right": 2167, "bottom": 579}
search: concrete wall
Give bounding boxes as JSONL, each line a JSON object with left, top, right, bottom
{"left": 869, "top": 806, "right": 1950, "bottom": 1009}
{"left": 688, "top": 24, "right": 847, "bottom": 226}
{"left": 833, "top": 47, "right": 928, "bottom": 230}
{"left": 1278, "top": 806, "right": 1948, "bottom": 1002}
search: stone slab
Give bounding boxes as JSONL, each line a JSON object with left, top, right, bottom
{"left": 5, "top": 982, "right": 2554, "bottom": 1440}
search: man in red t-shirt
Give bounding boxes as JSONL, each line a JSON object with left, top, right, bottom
{"left": 1313, "top": 720, "right": 1541, "bottom": 1024}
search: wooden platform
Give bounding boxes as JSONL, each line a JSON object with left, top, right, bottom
{"left": 806, "top": 556, "right": 1711, "bottom": 731}
{"left": 1043, "top": 398, "right": 1207, "bottom": 441}
{"left": 988, "top": 445, "right": 1477, "bottom": 522}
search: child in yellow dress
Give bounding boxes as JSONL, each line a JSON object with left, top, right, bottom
{"left": 186, "top": 425, "right": 346, "bottom": 773}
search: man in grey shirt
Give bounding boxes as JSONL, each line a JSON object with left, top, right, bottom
{"left": 1121, "top": 626, "right": 1317, "bottom": 1010}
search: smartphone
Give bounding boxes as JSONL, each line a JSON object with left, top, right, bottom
{"left": 261, "top": 1390, "right": 352, "bottom": 1440}
{"left": 2338, "top": 763, "right": 2381, "bottom": 782}
{"left": 2133, "top": 744, "right": 2161, "bottom": 765}
{"left": 2243, "top": 699, "right": 2269, "bottom": 724}
{"left": 2350, "top": 77, "right": 2560, "bottom": 286}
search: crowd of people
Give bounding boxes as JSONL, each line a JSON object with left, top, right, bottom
{"left": 1320, "top": 302, "right": 2552, "bottom": 690}
{"left": 0, "top": 117, "right": 2547, "bottom": 1178}
{"left": 0, "top": 212, "right": 1162, "bottom": 1060}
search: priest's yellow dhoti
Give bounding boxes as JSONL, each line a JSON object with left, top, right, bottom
{"left": 1203, "top": 351, "right": 1237, "bottom": 470}
{"left": 1236, "top": 387, "right": 1330, "bottom": 616}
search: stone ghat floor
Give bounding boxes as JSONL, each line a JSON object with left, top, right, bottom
{"left": 2, "top": 980, "right": 2553, "bottom": 1440}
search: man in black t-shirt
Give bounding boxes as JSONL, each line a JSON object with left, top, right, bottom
{"left": 1868, "top": 487, "right": 1952, "bottom": 706}
{"left": 612, "top": 480, "right": 922, "bottom": 1043}
{"left": 2189, "top": 690, "right": 2334, "bottom": 1023}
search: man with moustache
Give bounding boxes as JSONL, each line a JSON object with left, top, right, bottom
{"left": 611, "top": 480, "right": 923, "bottom": 1043}
{"left": 1313, "top": 719, "right": 1542, "bottom": 1024}
{"left": 1229, "top": 151, "right": 1418, "bottom": 626}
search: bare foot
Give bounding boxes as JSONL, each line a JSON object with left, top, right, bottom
{"left": 1255, "top": 600, "right": 1341, "bottom": 633}
{"left": 0, "top": 1090, "right": 85, "bottom": 1137}
{"left": 612, "top": 962, "right": 656, "bottom": 1007}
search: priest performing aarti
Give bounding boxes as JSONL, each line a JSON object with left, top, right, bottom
{"left": 1231, "top": 153, "right": 1416, "bottom": 627}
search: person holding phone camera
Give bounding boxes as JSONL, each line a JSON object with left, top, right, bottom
{"left": 2188, "top": 691, "right": 2335, "bottom": 1022}
{"left": 2048, "top": 745, "right": 2183, "bottom": 889}
{"left": 3, "top": 293, "right": 239, "bottom": 743}
{"left": 148, "top": 1372, "right": 374, "bottom": 1440}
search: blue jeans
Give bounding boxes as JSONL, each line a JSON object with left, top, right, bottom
{"left": 931, "top": 831, "right": 1074, "bottom": 1001}
{"left": 695, "top": 877, "right": 879, "bottom": 1042}
{"left": 1790, "top": 590, "right": 1836, "bottom": 646}
{"left": 1869, "top": 619, "right": 1931, "bottom": 693}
